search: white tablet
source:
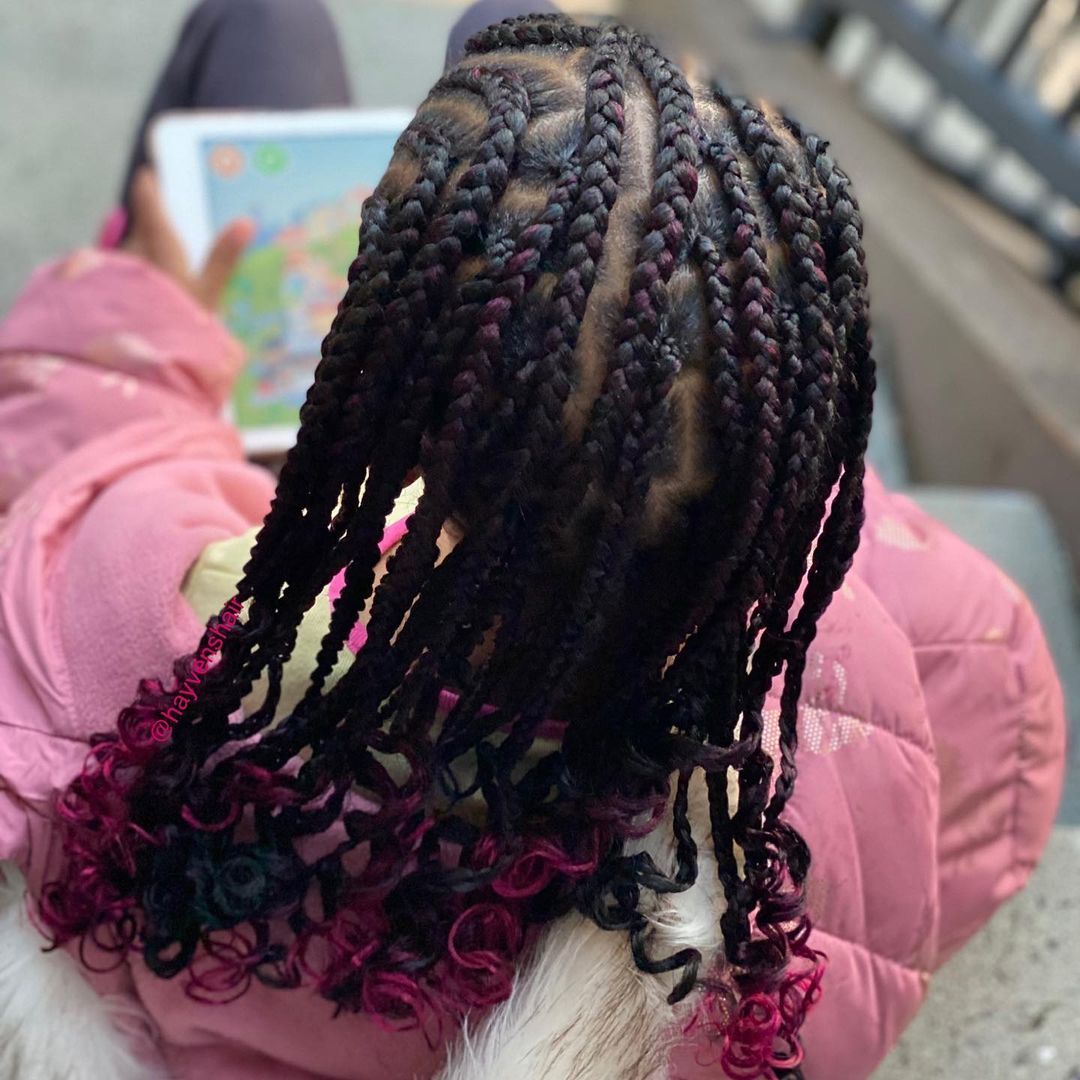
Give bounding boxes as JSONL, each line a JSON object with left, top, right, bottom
{"left": 151, "top": 108, "right": 413, "bottom": 454}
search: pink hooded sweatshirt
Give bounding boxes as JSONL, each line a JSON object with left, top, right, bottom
{"left": 0, "top": 250, "right": 1067, "bottom": 1080}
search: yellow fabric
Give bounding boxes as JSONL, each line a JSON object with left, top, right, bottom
{"left": 181, "top": 482, "right": 423, "bottom": 721}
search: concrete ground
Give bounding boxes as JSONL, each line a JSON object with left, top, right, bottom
{"left": 871, "top": 827, "right": 1080, "bottom": 1080}
{"left": 2, "top": 1, "right": 1077, "bottom": 1077}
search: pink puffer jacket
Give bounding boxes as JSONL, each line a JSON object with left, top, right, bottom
{"left": 0, "top": 251, "right": 1066, "bottom": 1080}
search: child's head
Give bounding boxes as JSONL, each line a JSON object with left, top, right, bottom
{"left": 45, "top": 14, "right": 871, "bottom": 1073}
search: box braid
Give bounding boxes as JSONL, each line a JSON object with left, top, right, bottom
{"left": 697, "top": 94, "right": 844, "bottom": 974}
{"left": 282, "top": 40, "right": 627, "bottom": 810}
{"left": 42, "top": 14, "right": 872, "bottom": 1077}
{"left": 360, "top": 32, "right": 630, "bottom": 773}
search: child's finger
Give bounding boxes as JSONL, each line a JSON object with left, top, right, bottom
{"left": 121, "top": 167, "right": 156, "bottom": 255}
{"left": 127, "top": 166, "right": 189, "bottom": 277}
{"left": 196, "top": 218, "right": 255, "bottom": 311}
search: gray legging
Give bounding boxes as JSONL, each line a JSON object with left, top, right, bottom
{"left": 119, "top": 0, "right": 351, "bottom": 213}
{"left": 119, "top": 0, "right": 558, "bottom": 215}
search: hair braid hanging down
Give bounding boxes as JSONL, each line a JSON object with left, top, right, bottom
{"left": 41, "top": 14, "right": 873, "bottom": 1078}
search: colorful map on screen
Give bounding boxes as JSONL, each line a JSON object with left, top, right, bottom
{"left": 201, "top": 130, "right": 401, "bottom": 431}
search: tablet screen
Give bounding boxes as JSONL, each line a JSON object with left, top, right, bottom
{"left": 200, "top": 131, "right": 400, "bottom": 437}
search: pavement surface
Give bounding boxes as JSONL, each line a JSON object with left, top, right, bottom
{"left": 871, "top": 826, "right": 1080, "bottom": 1080}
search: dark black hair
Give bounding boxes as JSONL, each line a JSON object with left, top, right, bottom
{"left": 44, "top": 14, "right": 871, "bottom": 1075}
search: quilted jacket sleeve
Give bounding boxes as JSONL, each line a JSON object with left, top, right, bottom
{"left": 854, "top": 471, "right": 1067, "bottom": 965}
{"left": 0, "top": 250, "right": 275, "bottom": 893}
{"left": 784, "top": 565, "right": 940, "bottom": 1080}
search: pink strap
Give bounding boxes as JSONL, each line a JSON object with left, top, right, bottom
{"left": 96, "top": 206, "right": 128, "bottom": 250}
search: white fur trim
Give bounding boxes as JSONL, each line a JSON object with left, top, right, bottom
{"left": 436, "top": 772, "right": 734, "bottom": 1080}
{"left": 0, "top": 863, "right": 161, "bottom": 1080}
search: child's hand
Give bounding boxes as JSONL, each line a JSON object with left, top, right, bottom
{"left": 122, "top": 165, "right": 255, "bottom": 312}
